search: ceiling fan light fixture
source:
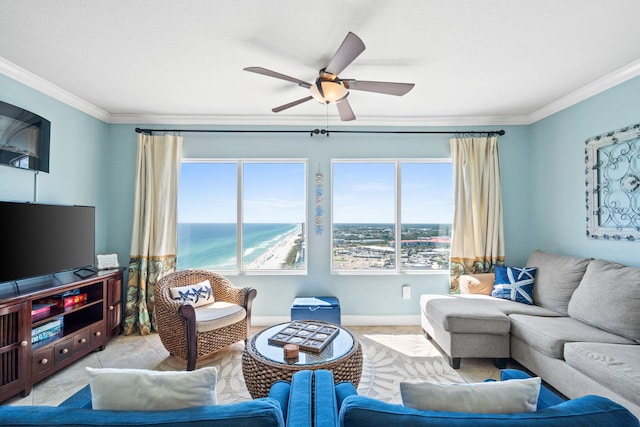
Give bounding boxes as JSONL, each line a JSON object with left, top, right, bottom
{"left": 244, "top": 32, "right": 414, "bottom": 120}
{"left": 309, "top": 80, "right": 348, "bottom": 104}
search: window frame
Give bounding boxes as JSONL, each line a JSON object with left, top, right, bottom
{"left": 179, "top": 158, "right": 308, "bottom": 275}
{"left": 330, "top": 158, "right": 452, "bottom": 275}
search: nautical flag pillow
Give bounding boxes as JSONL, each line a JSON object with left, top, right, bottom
{"left": 491, "top": 266, "right": 537, "bottom": 305}
{"left": 169, "top": 280, "right": 215, "bottom": 307}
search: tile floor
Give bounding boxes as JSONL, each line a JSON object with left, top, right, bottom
{"left": 3, "top": 325, "right": 517, "bottom": 407}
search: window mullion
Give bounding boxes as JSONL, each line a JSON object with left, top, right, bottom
{"left": 237, "top": 160, "right": 243, "bottom": 271}
{"left": 395, "top": 161, "right": 402, "bottom": 273}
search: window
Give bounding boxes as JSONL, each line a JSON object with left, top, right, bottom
{"left": 332, "top": 160, "right": 452, "bottom": 272}
{"left": 177, "top": 160, "right": 307, "bottom": 273}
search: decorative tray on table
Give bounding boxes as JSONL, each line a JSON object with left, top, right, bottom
{"left": 268, "top": 321, "right": 339, "bottom": 353}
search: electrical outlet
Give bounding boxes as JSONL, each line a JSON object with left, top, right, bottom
{"left": 402, "top": 284, "right": 411, "bottom": 300}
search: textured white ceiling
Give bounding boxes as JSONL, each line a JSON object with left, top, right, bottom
{"left": 1, "top": 0, "right": 639, "bottom": 126}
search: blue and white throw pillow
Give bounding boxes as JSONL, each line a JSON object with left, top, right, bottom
{"left": 492, "top": 266, "right": 537, "bottom": 304}
{"left": 169, "top": 280, "right": 215, "bottom": 308}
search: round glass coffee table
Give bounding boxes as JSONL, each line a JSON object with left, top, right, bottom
{"left": 242, "top": 320, "right": 362, "bottom": 398}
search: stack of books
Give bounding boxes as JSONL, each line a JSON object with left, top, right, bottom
{"left": 36, "top": 291, "right": 88, "bottom": 309}
{"left": 31, "top": 317, "right": 64, "bottom": 345}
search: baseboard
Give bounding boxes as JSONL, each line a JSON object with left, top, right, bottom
{"left": 252, "top": 315, "right": 421, "bottom": 327}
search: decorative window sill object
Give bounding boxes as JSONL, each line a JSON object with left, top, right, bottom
{"left": 585, "top": 122, "right": 640, "bottom": 241}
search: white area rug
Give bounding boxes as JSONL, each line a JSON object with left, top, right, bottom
{"left": 156, "top": 326, "right": 464, "bottom": 404}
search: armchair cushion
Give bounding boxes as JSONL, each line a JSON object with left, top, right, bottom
{"left": 169, "top": 279, "right": 215, "bottom": 307}
{"left": 195, "top": 302, "right": 246, "bottom": 332}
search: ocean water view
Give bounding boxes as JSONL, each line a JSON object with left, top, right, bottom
{"left": 177, "top": 223, "right": 302, "bottom": 270}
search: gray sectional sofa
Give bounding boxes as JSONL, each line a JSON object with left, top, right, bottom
{"left": 420, "top": 250, "right": 640, "bottom": 418}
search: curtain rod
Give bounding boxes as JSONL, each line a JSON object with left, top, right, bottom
{"left": 135, "top": 127, "right": 505, "bottom": 137}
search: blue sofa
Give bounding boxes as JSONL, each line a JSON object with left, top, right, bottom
{"left": 0, "top": 370, "right": 315, "bottom": 427}
{"left": 315, "top": 369, "right": 639, "bottom": 426}
{"left": 2, "top": 369, "right": 637, "bottom": 426}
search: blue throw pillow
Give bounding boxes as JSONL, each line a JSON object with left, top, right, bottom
{"left": 492, "top": 265, "right": 537, "bottom": 304}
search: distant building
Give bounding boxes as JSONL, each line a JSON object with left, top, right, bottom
{"left": 389, "top": 237, "right": 451, "bottom": 248}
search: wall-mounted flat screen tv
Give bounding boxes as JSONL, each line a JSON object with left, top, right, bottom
{"left": 0, "top": 202, "right": 95, "bottom": 283}
{"left": 0, "top": 100, "right": 51, "bottom": 173}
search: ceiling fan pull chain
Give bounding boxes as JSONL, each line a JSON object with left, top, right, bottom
{"left": 325, "top": 105, "right": 330, "bottom": 136}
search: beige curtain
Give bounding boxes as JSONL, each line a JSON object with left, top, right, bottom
{"left": 449, "top": 135, "right": 505, "bottom": 292}
{"left": 123, "top": 134, "right": 182, "bottom": 335}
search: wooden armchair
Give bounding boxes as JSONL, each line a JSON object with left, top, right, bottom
{"left": 154, "top": 269, "right": 257, "bottom": 370}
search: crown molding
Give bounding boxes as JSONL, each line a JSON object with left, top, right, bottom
{"left": 0, "top": 57, "right": 111, "bottom": 123}
{"left": 108, "top": 112, "right": 531, "bottom": 127}
{"left": 3, "top": 55, "right": 639, "bottom": 128}
{"left": 526, "top": 58, "right": 640, "bottom": 124}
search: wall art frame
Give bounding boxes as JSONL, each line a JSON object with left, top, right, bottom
{"left": 585, "top": 122, "right": 640, "bottom": 241}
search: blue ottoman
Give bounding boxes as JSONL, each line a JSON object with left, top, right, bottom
{"left": 291, "top": 296, "right": 341, "bottom": 325}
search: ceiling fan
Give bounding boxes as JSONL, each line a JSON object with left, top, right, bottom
{"left": 244, "top": 32, "right": 415, "bottom": 121}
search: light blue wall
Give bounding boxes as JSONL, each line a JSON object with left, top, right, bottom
{"left": 530, "top": 75, "right": 640, "bottom": 267}
{"left": 107, "top": 124, "right": 530, "bottom": 317}
{"left": 6, "top": 70, "right": 638, "bottom": 319}
{"left": 0, "top": 74, "right": 112, "bottom": 255}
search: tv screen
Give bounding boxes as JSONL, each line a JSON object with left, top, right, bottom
{"left": 0, "top": 202, "right": 95, "bottom": 283}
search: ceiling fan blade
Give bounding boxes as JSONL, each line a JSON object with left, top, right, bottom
{"left": 336, "top": 98, "right": 356, "bottom": 121}
{"left": 325, "top": 32, "right": 366, "bottom": 76}
{"left": 345, "top": 80, "right": 415, "bottom": 96}
{"left": 272, "top": 96, "right": 314, "bottom": 113}
{"left": 244, "top": 67, "right": 311, "bottom": 88}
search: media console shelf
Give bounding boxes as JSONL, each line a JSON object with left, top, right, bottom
{"left": 0, "top": 268, "right": 123, "bottom": 403}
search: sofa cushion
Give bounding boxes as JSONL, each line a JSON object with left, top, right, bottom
{"left": 399, "top": 377, "right": 540, "bottom": 413}
{"left": 86, "top": 366, "right": 218, "bottom": 410}
{"left": 564, "top": 342, "right": 640, "bottom": 407}
{"left": 338, "top": 394, "right": 638, "bottom": 426}
{"left": 527, "top": 250, "right": 591, "bottom": 315}
{"left": 424, "top": 294, "right": 562, "bottom": 319}
{"left": 568, "top": 259, "right": 640, "bottom": 342}
{"left": 491, "top": 266, "right": 536, "bottom": 304}
{"left": 459, "top": 273, "right": 494, "bottom": 295}
{"left": 500, "top": 369, "right": 565, "bottom": 409}
{"left": 425, "top": 297, "right": 510, "bottom": 335}
{"left": 508, "top": 314, "right": 635, "bottom": 359}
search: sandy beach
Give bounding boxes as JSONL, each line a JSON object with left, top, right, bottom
{"left": 246, "top": 225, "right": 302, "bottom": 269}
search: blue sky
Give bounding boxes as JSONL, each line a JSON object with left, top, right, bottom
{"left": 332, "top": 161, "right": 453, "bottom": 224}
{"left": 179, "top": 162, "right": 305, "bottom": 223}
{"left": 179, "top": 161, "right": 452, "bottom": 224}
